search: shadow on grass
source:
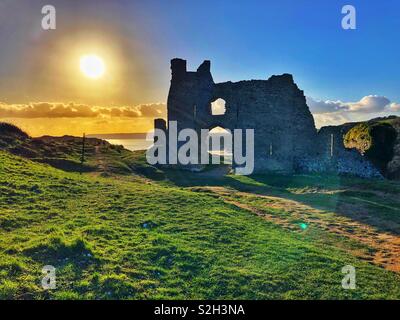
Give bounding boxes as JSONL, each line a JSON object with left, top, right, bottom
{"left": 154, "top": 165, "right": 400, "bottom": 236}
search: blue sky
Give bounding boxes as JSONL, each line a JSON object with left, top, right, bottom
{"left": 0, "top": 0, "right": 399, "bottom": 133}
{"left": 131, "top": 0, "right": 400, "bottom": 102}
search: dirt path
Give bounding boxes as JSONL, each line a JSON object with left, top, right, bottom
{"left": 197, "top": 186, "right": 400, "bottom": 273}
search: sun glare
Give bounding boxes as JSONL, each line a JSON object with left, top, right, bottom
{"left": 79, "top": 54, "right": 105, "bottom": 79}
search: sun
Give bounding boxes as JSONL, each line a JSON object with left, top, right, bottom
{"left": 79, "top": 54, "right": 105, "bottom": 79}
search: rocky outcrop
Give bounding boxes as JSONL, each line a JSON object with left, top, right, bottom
{"left": 344, "top": 120, "right": 397, "bottom": 175}
{"left": 387, "top": 118, "right": 400, "bottom": 179}
{"left": 304, "top": 116, "right": 399, "bottom": 179}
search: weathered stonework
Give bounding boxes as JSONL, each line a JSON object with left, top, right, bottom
{"left": 297, "top": 125, "right": 382, "bottom": 178}
{"left": 155, "top": 58, "right": 382, "bottom": 178}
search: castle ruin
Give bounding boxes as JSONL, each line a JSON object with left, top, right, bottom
{"left": 154, "top": 58, "right": 382, "bottom": 178}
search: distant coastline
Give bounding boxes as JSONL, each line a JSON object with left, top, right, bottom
{"left": 87, "top": 131, "right": 232, "bottom": 153}
{"left": 87, "top": 133, "right": 151, "bottom": 140}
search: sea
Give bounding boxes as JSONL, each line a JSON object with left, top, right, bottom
{"left": 104, "top": 135, "right": 233, "bottom": 156}
{"left": 104, "top": 138, "right": 153, "bottom": 151}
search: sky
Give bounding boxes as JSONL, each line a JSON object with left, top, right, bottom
{"left": 0, "top": 0, "right": 399, "bottom": 136}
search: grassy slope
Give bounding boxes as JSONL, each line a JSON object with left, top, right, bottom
{"left": 1, "top": 151, "right": 400, "bottom": 300}
{"left": 0, "top": 122, "right": 156, "bottom": 175}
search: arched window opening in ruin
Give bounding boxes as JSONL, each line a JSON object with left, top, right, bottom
{"left": 208, "top": 126, "right": 232, "bottom": 164}
{"left": 211, "top": 98, "right": 226, "bottom": 115}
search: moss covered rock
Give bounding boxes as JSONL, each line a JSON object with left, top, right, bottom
{"left": 344, "top": 119, "right": 398, "bottom": 177}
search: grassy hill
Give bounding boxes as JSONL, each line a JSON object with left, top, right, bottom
{"left": 1, "top": 150, "right": 400, "bottom": 299}
{"left": 0, "top": 122, "right": 160, "bottom": 177}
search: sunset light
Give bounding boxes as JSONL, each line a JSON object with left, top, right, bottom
{"left": 0, "top": 0, "right": 400, "bottom": 305}
{"left": 79, "top": 54, "right": 105, "bottom": 79}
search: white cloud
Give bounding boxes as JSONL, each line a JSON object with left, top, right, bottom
{"left": 313, "top": 113, "right": 351, "bottom": 127}
{"left": 0, "top": 101, "right": 166, "bottom": 119}
{"left": 307, "top": 95, "right": 392, "bottom": 114}
{"left": 388, "top": 102, "right": 400, "bottom": 112}
{"left": 305, "top": 97, "right": 343, "bottom": 114}
{"left": 347, "top": 95, "right": 390, "bottom": 113}
{"left": 307, "top": 95, "right": 400, "bottom": 128}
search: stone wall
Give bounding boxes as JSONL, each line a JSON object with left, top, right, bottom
{"left": 295, "top": 125, "right": 383, "bottom": 178}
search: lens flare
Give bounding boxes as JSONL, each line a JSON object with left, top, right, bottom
{"left": 299, "top": 223, "right": 308, "bottom": 230}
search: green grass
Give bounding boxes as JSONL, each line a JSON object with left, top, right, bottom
{"left": 0, "top": 123, "right": 156, "bottom": 175}
{"left": 1, "top": 151, "right": 400, "bottom": 299}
